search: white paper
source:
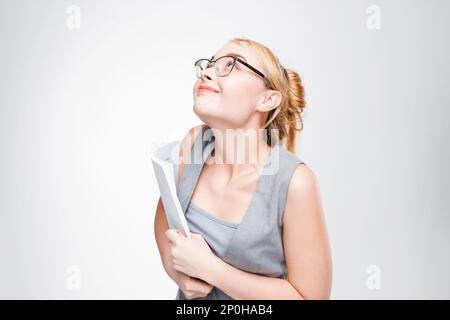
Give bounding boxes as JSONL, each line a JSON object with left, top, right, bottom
{"left": 151, "top": 140, "right": 191, "bottom": 238}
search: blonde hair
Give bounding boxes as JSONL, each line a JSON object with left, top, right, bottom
{"left": 230, "top": 37, "right": 306, "bottom": 153}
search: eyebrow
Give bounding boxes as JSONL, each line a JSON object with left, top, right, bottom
{"left": 211, "top": 53, "right": 247, "bottom": 62}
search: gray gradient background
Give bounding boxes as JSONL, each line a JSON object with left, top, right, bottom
{"left": 0, "top": 0, "right": 449, "bottom": 299}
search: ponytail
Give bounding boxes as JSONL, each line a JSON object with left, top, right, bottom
{"left": 263, "top": 67, "right": 306, "bottom": 153}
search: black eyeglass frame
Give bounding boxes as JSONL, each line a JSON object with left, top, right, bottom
{"left": 194, "top": 55, "right": 267, "bottom": 80}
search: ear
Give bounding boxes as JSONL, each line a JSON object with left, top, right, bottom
{"left": 255, "top": 90, "right": 283, "bottom": 113}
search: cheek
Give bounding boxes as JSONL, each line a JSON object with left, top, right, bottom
{"left": 193, "top": 77, "right": 261, "bottom": 126}
{"left": 221, "top": 81, "right": 259, "bottom": 116}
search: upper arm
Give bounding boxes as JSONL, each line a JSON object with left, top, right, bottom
{"left": 282, "top": 164, "right": 332, "bottom": 299}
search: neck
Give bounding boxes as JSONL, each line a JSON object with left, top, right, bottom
{"left": 207, "top": 127, "right": 273, "bottom": 180}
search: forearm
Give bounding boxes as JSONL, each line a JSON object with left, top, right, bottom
{"left": 204, "top": 256, "right": 304, "bottom": 300}
{"left": 160, "top": 250, "right": 182, "bottom": 283}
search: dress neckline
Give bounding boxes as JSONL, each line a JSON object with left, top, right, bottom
{"left": 189, "top": 201, "right": 239, "bottom": 228}
{"left": 191, "top": 139, "right": 280, "bottom": 227}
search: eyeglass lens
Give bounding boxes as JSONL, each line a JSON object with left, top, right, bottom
{"left": 195, "top": 56, "right": 235, "bottom": 78}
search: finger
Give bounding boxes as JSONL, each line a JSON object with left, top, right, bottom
{"left": 176, "top": 227, "right": 189, "bottom": 237}
{"left": 189, "top": 232, "right": 201, "bottom": 239}
{"left": 165, "top": 229, "right": 180, "bottom": 244}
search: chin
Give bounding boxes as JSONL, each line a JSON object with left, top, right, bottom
{"left": 194, "top": 102, "right": 216, "bottom": 116}
{"left": 193, "top": 108, "right": 219, "bottom": 126}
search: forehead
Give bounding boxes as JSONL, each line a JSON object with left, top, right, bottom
{"left": 211, "top": 42, "right": 262, "bottom": 69}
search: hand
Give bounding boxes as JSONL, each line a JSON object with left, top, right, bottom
{"left": 165, "top": 229, "right": 218, "bottom": 281}
{"left": 175, "top": 272, "right": 213, "bottom": 300}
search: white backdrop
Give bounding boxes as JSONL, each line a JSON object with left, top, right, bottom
{"left": 0, "top": 0, "right": 449, "bottom": 299}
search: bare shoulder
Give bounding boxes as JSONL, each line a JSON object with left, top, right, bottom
{"left": 283, "top": 163, "right": 322, "bottom": 222}
{"left": 282, "top": 162, "right": 332, "bottom": 299}
{"left": 177, "top": 124, "right": 205, "bottom": 183}
{"left": 291, "top": 163, "right": 319, "bottom": 193}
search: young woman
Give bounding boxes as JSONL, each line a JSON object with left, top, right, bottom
{"left": 154, "top": 38, "right": 332, "bottom": 300}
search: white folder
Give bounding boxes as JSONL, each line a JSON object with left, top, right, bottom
{"left": 151, "top": 140, "right": 191, "bottom": 238}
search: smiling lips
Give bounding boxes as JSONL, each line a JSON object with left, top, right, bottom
{"left": 197, "top": 85, "right": 220, "bottom": 94}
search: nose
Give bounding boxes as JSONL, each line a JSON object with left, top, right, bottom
{"left": 200, "top": 65, "right": 215, "bottom": 80}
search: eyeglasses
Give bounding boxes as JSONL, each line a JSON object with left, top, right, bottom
{"left": 194, "top": 55, "right": 267, "bottom": 81}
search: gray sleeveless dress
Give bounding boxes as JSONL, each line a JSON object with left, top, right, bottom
{"left": 175, "top": 125, "right": 306, "bottom": 300}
